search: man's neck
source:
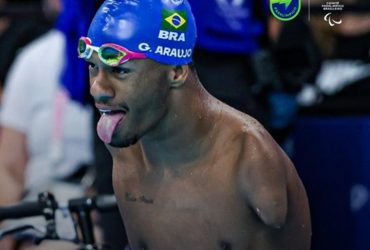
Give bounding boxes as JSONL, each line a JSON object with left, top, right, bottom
{"left": 139, "top": 79, "right": 221, "bottom": 170}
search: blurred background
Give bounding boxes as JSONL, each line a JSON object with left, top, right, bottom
{"left": 0, "top": 0, "right": 369, "bottom": 249}
{"left": 282, "top": 1, "right": 370, "bottom": 250}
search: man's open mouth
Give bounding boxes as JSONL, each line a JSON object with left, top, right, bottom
{"left": 96, "top": 108, "right": 128, "bottom": 144}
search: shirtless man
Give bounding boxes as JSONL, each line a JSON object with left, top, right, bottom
{"left": 79, "top": 0, "right": 311, "bottom": 249}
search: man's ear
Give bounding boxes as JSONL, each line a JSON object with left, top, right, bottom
{"left": 168, "top": 65, "right": 189, "bottom": 88}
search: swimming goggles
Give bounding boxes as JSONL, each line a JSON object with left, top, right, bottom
{"left": 78, "top": 37, "right": 147, "bottom": 66}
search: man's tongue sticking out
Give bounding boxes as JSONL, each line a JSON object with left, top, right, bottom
{"left": 97, "top": 113, "right": 125, "bottom": 144}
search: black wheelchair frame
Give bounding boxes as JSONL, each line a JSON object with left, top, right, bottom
{"left": 0, "top": 192, "right": 118, "bottom": 250}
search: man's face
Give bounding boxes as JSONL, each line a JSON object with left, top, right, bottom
{"left": 87, "top": 53, "right": 172, "bottom": 147}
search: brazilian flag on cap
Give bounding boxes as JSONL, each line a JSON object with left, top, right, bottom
{"left": 161, "top": 10, "right": 188, "bottom": 32}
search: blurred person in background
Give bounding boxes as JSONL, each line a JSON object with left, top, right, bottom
{"left": 292, "top": 2, "right": 370, "bottom": 249}
{"left": 188, "top": 0, "right": 269, "bottom": 124}
{"left": 187, "top": 0, "right": 320, "bottom": 153}
{"left": 266, "top": 14, "right": 322, "bottom": 154}
{"left": 0, "top": 0, "right": 98, "bottom": 249}
{"left": 297, "top": 0, "right": 370, "bottom": 115}
{"left": 0, "top": 0, "right": 59, "bottom": 103}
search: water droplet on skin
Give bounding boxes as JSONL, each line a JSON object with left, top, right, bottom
{"left": 256, "top": 208, "right": 261, "bottom": 215}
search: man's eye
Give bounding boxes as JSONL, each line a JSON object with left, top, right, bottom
{"left": 112, "top": 67, "right": 130, "bottom": 74}
{"left": 88, "top": 62, "right": 97, "bottom": 69}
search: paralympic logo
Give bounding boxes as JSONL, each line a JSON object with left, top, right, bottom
{"left": 324, "top": 12, "right": 342, "bottom": 27}
{"left": 270, "top": 0, "right": 301, "bottom": 21}
{"left": 324, "top": 12, "right": 342, "bottom": 26}
{"left": 322, "top": 2, "right": 344, "bottom": 26}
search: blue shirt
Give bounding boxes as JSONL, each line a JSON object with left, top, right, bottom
{"left": 188, "top": 0, "right": 267, "bottom": 54}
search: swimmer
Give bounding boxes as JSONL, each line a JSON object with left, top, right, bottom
{"left": 79, "top": 0, "right": 311, "bottom": 249}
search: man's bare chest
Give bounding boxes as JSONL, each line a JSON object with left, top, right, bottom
{"left": 112, "top": 163, "right": 255, "bottom": 250}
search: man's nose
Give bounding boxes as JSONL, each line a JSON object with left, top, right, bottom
{"left": 90, "top": 71, "right": 114, "bottom": 103}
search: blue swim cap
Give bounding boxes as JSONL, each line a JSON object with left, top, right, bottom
{"left": 87, "top": 0, "right": 197, "bottom": 65}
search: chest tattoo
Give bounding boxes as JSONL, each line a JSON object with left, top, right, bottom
{"left": 125, "top": 192, "right": 154, "bottom": 204}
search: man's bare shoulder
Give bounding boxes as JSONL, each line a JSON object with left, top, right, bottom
{"left": 218, "top": 104, "right": 277, "bottom": 154}
{"left": 219, "top": 105, "right": 292, "bottom": 228}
